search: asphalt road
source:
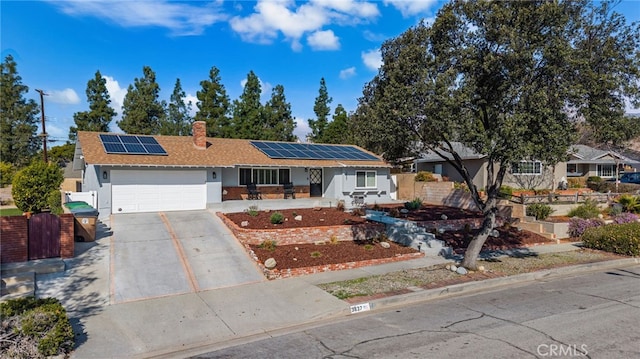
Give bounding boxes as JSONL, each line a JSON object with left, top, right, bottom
{"left": 192, "top": 264, "right": 640, "bottom": 359}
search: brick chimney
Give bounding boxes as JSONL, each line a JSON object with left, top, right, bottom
{"left": 193, "top": 121, "right": 206, "bottom": 149}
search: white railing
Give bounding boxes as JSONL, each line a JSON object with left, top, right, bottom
{"left": 64, "top": 190, "right": 97, "bottom": 208}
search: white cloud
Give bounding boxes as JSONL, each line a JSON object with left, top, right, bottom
{"left": 103, "top": 76, "right": 127, "bottom": 115}
{"left": 230, "top": 0, "right": 379, "bottom": 50}
{"left": 185, "top": 93, "right": 198, "bottom": 116}
{"left": 307, "top": 30, "right": 340, "bottom": 50}
{"left": 339, "top": 67, "right": 357, "bottom": 79}
{"left": 47, "top": 0, "right": 227, "bottom": 36}
{"left": 239, "top": 78, "right": 272, "bottom": 100}
{"left": 384, "top": 0, "right": 438, "bottom": 17}
{"left": 48, "top": 88, "right": 80, "bottom": 105}
{"left": 293, "top": 116, "right": 311, "bottom": 141}
{"left": 362, "top": 48, "right": 382, "bottom": 71}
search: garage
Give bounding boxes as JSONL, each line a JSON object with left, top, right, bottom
{"left": 111, "top": 169, "right": 206, "bottom": 214}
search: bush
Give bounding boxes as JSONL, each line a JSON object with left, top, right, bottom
{"left": 582, "top": 222, "right": 640, "bottom": 256}
{"left": 526, "top": 203, "right": 555, "bottom": 220}
{"left": 0, "top": 297, "right": 74, "bottom": 357}
{"left": 47, "top": 190, "right": 63, "bottom": 215}
{"left": 567, "top": 178, "right": 584, "bottom": 188}
{"left": 616, "top": 194, "right": 640, "bottom": 214}
{"left": 613, "top": 212, "right": 639, "bottom": 224}
{"left": 498, "top": 185, "right": 513, "bottom": 199}
{"left": 0, "top": 161, "right": 15, "bottom": 187}
{"left": 258, "top": 239, "right": 277, "bottom": 251}
{"left": 269, "top": 212, "right": 284, "bottom": 224}
{"left": 336, "top": 200, "right": 345, "bottom": 212}
{"left": 586, "top": 176, "right": 603, "bottom": 191}
{"left": 567, "top": 199, "right": 601, "bottom": 219}
{"left": 415, "top": 171, "right": 437, "bottom": 182}
{"left": 245, "top": 205, "right": 259, "bottom": 217}
{"left": 568, "top": 218, "right": 604, "bottom": 237}
{"left": 352, "top": 207, "right": 366, "bottom": 216}
{"left": 11, "top": 161, "right": 63, "bottom": 213}
{"left": 404, "top": 198, "right": 422, "bottom": 211}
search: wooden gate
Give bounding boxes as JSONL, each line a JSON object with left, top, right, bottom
{"left": 28, "top": 213, "right": 61, "bottom": 260}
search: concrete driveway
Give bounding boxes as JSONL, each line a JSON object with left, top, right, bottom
{"left": 111, "top": 210, "right": 264, "bottom": 303}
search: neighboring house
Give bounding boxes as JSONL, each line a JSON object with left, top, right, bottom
{"left": 74, "top": 121, "right": 392, "bottom": 219}
{"left": 566, "top": 144, "right": 639, "bottom": 179}
{"left": 415, "top": 142, "right": 640, "bottom": 190}
{"left": 414, "top": 143, "right": 565, "bottom": 190}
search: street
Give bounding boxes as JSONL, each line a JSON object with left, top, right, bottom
{"left": 191, "top": 265, "right": 640, "bottom": 359}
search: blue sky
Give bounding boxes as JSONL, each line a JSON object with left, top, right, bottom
{"left": 2, "top": 0, "right": 639, "bottom": 144}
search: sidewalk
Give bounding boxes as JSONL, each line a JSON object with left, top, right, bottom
{"left": 31, "top": 224, "right": 637, "bottom": 358}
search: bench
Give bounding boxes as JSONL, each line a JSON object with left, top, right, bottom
{"left": 283, "top": 183, "right": 295, "bottom": 199}
{"left": 246, "top": 183, "right": 262, "bottom": 200}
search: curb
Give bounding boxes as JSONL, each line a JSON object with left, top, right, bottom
{"left": 361, "top": 257, "right": 640, "bottom": 312}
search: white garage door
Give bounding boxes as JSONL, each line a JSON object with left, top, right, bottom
{"left": 112, "top": 169, "right": 206, "bottom": 213}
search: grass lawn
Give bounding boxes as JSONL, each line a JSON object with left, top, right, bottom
{"left": 0, "top": 207, "right": 23, "bottom": 216}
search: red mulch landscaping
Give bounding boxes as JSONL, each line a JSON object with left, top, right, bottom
{"left": 225, "top": 207, "right": 366, "bottom": 229}
{"left": 250, "top": 240, "right": 418, "bottom": 269}
{"left": 373, "top": 204, "right": 484, "bottom": 221}
{"left": 437, "top": 226, "right": 555, "bottom": 253}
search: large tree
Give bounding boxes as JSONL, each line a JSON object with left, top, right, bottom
{"left": 354, "top": 0, "right": 640, "bottom": 269}
{"left": 159, "top": 78, "right": 192, "bottom": 136}
{"left": 307, "top": 77, "right": 332, "bottom": 143}
{"left": 118, "top": 66, "right": 165, "bottom": 135}
{"left": 323, "top": 104, "right": 350, "bottom": 144}
{"left": 263, "top": 84, "right": 296, "bottom": 141}
{"left": 69, "top": 70, "right": 117, "bottom": 141}
{"left": 195, "top": 67, "right": 232, "bottom": 138}
{"left": 230, "top": 71, "right": 263, "bottom": 139}
{"left": 0, "top": 55, "right": 40, "bottom": 167}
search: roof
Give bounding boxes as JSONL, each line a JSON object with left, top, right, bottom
{"left": 415, "top": 142, "right": 485, "bottom": 163}
{"left": 567, "top": 144, "right": 639, "bottom": 164}
{"left": 75, "top": 131, "right": 390, "bottom": 169}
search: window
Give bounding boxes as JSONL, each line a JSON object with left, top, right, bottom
{"left": 511, "top": 161, "right": 542, "bottom": 175}
{"left": 566, "top": 163, "right": 578, "bottom": 174}
{"left": 356, "top": 171, "right": 376, "bottom": 188}
{"left": 239, "top": 168, "right": 290, "bottom": 185}
{"left": 597, "top": 164, "right": 616, "bottom": 178}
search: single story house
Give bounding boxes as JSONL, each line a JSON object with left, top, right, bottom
{"left": 414, "top": 142, "right": 639, "bottom": 190}
{"left": 74, "top": 121, "right": 392, "bottom": 219}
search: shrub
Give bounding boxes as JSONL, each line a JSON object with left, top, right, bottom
{"left": 582, "top": 222, "right": 640, "bottom": 256}
{"left": 11, "top": 161, "right": 64, "bottom": 214}
{"left": 336, "top": 200, "right": 345, "bottom": 212}
{"left": 245, "top": 205, "right": 259, "bottom": 217}
{"left": 363, "top": 244, "right": 374, "bottom": 250}
{"left": 613, "top": 212, "right": 639, "bottom": 224}
{"left": 388, "top": 208, "right": 400, "bottom": 217}
{"left": 498, "top": 186, "right": 513, "bottom": 199}
{"left": 415, "top": 171, "right": 437, "bottom": 182}
{"left": 329, "top": 235, "right": 339, "bottom": 245}
{"left": 310, "top": 251, "right": 322, "bottom": 258}
{"left": 352, "top": 207, "right": 366, "bottom": 216}
{"left": 526, "top": 203, "right": 555, "bottom": 220}
{"left": 567, "top": 178, "right": 583, "bottom": 188}
{"left": 586, "top": 176, "right": 603, "bottom": 191}
{"left": 616, "top": 194, "right": 640, "bottom": 214}
{"left": 47, "top": 190, "right": 63, "bottom": 215}
{"left": 0, "top": 297, "right": 74, "bottom": 357}
{"left": 404, "top": 198, "right": 422, "bottom": 211}
{"left": 269, "top": 212, "right": 284, "bottom": 224}
{"left": 453, "top": 182, "right": 469, "bottom": 191}
{"left": 0, "top": 161, "right": 15, "bottom": 187}
{"left": 258, "top": 239, "right": 277, "bottom": 251}
{"left": 568, "top": 218, "right": 604, "bottom": 237}
{"left": 567, "top": 199, "right": 601, "bottom": 219}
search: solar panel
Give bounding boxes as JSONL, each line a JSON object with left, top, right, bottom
{"left": 250, "top": 141, "right": 379, "bottom": 161}
{"left": 99, "top": 134, "right": 168, "bottom": 156}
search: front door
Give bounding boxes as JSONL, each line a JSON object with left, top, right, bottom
{"left": 309, "top": 168, "right": 323, "bottom": 197}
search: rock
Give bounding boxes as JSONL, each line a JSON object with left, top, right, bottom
{"left": 314, "top": 240, "right": 326, "bottom": 245}
{"left": 294, "top": 247, "right": 299, "bottom": 250}
{"left": 241, "top": 221, "right": 249, "bottom": 227}
{"left": 400, "top": 208, "right": 409, "bottom": 214}
{"left": 438, "top": 228, "right": 445, "bottom": 234}
{"left": 445, "top": 264, "right": 451, "bottom": 270}
{"left": 490, "top": 229, "right": 499, "bottom": 237}
{"left": 441, "top": 214, "right": 448, "bottom": 220}
{"left": 313, "top": 207, "right": 322, "bottom": 211}
{"left": 450, "top": 264, "right": 458, "bottom": 272}
{"left": 264, "top": 258, "right": 276, "bottom": 269}
{"left": 264, "top": 209, "right": 270, "bottom": 213}
{"left": 380, "top": 241, "right": 391, "bottom": 249}
{"left": 456, "top": 266, "right": 468, "bottom": 275}
{"left": 478, "top": 265, "right": 485, "bottom": 271}
{"left": 598, "top": 213, "right": 604, "bottom": 219}
{"left": 294, "top": 215, "right": 303, "bottom": 221}
{"left": 319, "top": 218, "right": 325, "bottom": 221}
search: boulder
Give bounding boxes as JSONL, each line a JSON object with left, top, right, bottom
{"left": 456, "top": 266, "right": 468, "bottom": 275}
{"left": 264, "top": 258, "right": 277, "bottom": 269}
{"left": 478, "top": 265, "right": 485, "bottom": 271}
{"left": 441, "top": 214, "right": 448, "bottom": 220}
{"left": 380, "top": 241, "right": 391, "bottom": 249}
{"left": 450, "top": 264, "right": 458, "bottom": 272}
{"left": 294, "top": 215, "right": 303, "bottom": 221}
{"left": 241, "top": 221, "right": 249, "bottom": 227}
{"left": 490, "top": 229, "right": 500, "bottom": 237}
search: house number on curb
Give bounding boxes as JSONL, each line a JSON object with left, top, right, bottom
{"left": 350, "top": 303, "right": 371, "bottom": 314}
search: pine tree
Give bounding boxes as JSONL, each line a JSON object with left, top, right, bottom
{"left": 263, "top": 84, "right": 296, "bottom": 141}
{"left": 323, "top": 104, "right": 349, "bottom": 144}
{"left": 0, "top": 55, "right": 40, "bottom": 167}
{"left": 118, "top": 66, "right": 165, "bottom": 135}
{"left": 69, "top": 70, "right": 117, "bottom": 141}
{"left": 159, "top": 78, "right": 192, "bottom": 136}
{"left": 195, "top": 67, "right": 232, "bottom": 138}
{"left": 307, "top": 77, "right": 332, "bottom": 143}
{"left": 230, "top": 71, "right": 263, "bottom": 139}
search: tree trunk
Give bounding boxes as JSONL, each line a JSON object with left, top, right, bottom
{"left": 461, "top": 204, "right": 497, "bottom": 270}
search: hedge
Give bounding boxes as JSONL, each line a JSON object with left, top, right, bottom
{"left": 582, "top": 222, "right": 640, "bottom": 256}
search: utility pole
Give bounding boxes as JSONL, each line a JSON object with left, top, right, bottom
{"left": 35, "top": 89, "right": 48, "bottom": 162}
